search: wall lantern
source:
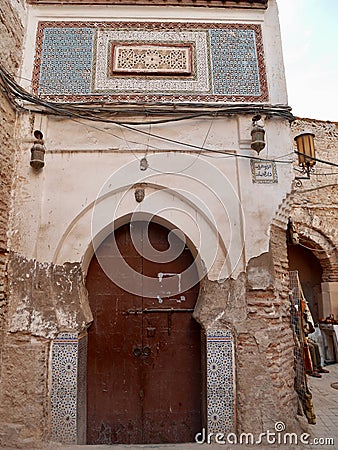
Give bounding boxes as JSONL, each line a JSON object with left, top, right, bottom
{"left": 140, "top": 156, "right": 149, "bottom": 171}
{"left": 294, "top": 132, "right": 316, "bottom": 178}
{"left": 251, "top": 115, "right": 266, "bottom": 154}
{"left": 30, "top": 130, "right": 45, "bottom": 170}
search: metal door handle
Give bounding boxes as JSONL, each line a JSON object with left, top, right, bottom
{"left": 133, "top": 347, "right": 142, "bottom": 357}
{"left": 142, "top": 346, "right": 151, "bottom": 356}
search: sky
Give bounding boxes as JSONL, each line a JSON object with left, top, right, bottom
{"left": 277, "top": 0, "right": 338, "bottom": 122}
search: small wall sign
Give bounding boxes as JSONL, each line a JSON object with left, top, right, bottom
{"left": 250, "top": 159, "right": 278, "bottom": 184}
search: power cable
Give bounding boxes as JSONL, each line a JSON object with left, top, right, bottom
{"left": 3, "top": 64, "right": 338, "bottom": 170}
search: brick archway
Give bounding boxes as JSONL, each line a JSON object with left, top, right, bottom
{"left": 294, "top": 223, "right": 338, "bottom": 283}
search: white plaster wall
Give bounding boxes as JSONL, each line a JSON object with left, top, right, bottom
{"left": 11, "top": 0, "right": 293, "bottom": 281}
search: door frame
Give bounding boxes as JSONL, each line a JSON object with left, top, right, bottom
{"left": 49, "top": 217, "right": 236, "bottom": 444}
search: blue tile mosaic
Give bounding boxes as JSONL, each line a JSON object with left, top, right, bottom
{"left": 210, "top": 29, "right": 261, "bottom": 96}
{"left": 50, "top": 332, "right": 87, "bottom": 444}
{"left": 38, "top": 28, "right": 94, "bottom": 96}
{"left": 206, "top": 329, "right": 235, "bottom": 434}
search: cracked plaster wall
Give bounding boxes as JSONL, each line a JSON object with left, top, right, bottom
{"left": 194, "top": 223, "right": 299, "bottom": 435}
{"left": 0, "top": 253, "right": 91, "bottom": 447}
{"left": 0, "top": 0, "right": 25, "bottom": 361}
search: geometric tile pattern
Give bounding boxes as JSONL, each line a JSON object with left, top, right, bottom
{"left": 38, "top": 28, "right": 94, "bottom": 96}
{"left": 32, "top": 21, "right": 268, "bottom": 103}
{"left": 210, "top": 29, "right": 260, "bottom": 96}
{"left": 77, "top": 334, "right": 88, "bottom": 444}
{"left": 50, "top": 332, "right": 87, "bottom": 444}
{"left": 206, "top": 329, "right": 235, "bottom": 434}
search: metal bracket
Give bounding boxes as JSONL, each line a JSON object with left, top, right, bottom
{"left": 125, "top": 307, "right": 194, "bottom": 315}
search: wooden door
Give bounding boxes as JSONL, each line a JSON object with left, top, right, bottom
{"left": 86, "top": 221, "right": 202, "bottom": 444}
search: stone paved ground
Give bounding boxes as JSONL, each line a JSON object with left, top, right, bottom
{"left": 305, "top": 361, "right": 338, "bottom": 449}
{"left": 5, "top": 364, "right": 338, "bottom": 450}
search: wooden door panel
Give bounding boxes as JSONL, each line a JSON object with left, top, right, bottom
{"left": 87, "top": 221, "right": 201, "bottom": 444}
{"left": 87, "top": 290, "right": 143, "bottom": 444}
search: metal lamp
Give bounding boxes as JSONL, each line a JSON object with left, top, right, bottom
{"left": 294, "top": 132, "right": 316, "bottom": 177}
{"left": 251, "top": 116, "right": 266, "bottom": 154}
{"left": 30, "top": 130, "right": 45, "bottom": 170}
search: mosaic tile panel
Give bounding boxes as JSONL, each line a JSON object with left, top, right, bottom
{"left": 210, "top": 29, "right": 260, "bottom": 96}
{"left": 38, "top": 28, "right": 94, "bottom": 96}
{"left": 32, "top": 22, "right": 268, "bottom": 103}
{"left": 206, "top": 329, "right": 235, "bottom": 434}
{"left": 50, "top": 329, "right": 234, "bottom": 443}
{"left": 50, "top": 332, "right": 87, "bottom": 444}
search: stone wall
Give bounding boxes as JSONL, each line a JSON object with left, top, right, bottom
{"left": 0, "top": 0, "right": 25, "bottom": 364}
{"left": 0, "top": 253, "right": 92, "bottom": 447}
{"left": 0, "top": 1, "right": 27, "bottom": 447}
{"left": 194, "top": 223, "right": 299, "bottom": 435}
{"left": 290, "top": 119, "right": 338, "bottom": 318}
{"left": 291, "top": 119, "right": 338, "bottom": 277}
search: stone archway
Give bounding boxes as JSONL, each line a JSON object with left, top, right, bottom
{"left": 289, "top": 224, "right": 338, "bottom": 320}
{"left": 49, "top": 216, "right": 236, "bottom": 445}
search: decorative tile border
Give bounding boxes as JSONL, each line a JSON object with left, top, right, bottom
{"left": 50, "top": 328, "right": 235, "bottom": 443}
{"left": 206, "top": 329, "right": 235, "bottom": 434}
{"left": 50, "top": 332, "right": 87, "bottom": 444}
{"left": 32, "top": 21, "right": 268, "bottom": 103}
{"left": 250, "top": 159, "right": 278, "bottom": 183}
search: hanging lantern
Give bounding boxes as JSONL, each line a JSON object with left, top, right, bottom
{"left": 139, "top": 156, "right": 149, "bottom": 171}
{"left": 251, "top": 116, "right": 266, "bottom": 154}
{"left": 30, "top": 130, "right": 45, "bottom": 170}
{"left": 294, "top": 132, "right": 316, "bottom": 175}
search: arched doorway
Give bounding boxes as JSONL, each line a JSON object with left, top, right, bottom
{"left": 288, "top": 243, "right": 323, "bottom": 323}
{"left": 86, "top": 221, "right": 202, "bottom": 444}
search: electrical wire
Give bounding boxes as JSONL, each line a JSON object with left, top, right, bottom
{"left": 295, "top": 167, "right": 338, "bottom": 176}
{"left": 0, "top": 65, "right": 295, "bottom": 124}
{"left": 294, "top": 151, "right": 338, "bottom": 169}
{"left": 2, "top": 64, "right": 338, "bottom": 170}
{"left": 146, "top": 116, "right": 215, "bottom": 174}
{"left": 0, "top": 65, "right": 298, "bottom": 164}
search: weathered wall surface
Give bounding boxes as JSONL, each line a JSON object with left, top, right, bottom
{"left": 0, "top": 0, "right": 25, "bottom": 381}
{"left": 7, "top": 254, "right": 92, "bottom": 339}
{"left": 0, "top": 1, "right": 27, "bottom": 447}
{"left": 195, "top": 222, "right": 298, "bottom": 435}
{"left": 0, "top": 334, "right": 49, "bottom": 447}
{"left": 0, "top": 0, "right": 304, "bottom": 447}
{"left": 0, "top": 254, "right": 92, "bottom": 447}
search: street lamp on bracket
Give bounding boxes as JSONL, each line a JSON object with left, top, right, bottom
{"left": 294, "top": 132, "right": 316, "bottom": 186}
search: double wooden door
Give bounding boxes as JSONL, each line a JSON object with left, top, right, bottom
{"left": 86, "top": 221, "right": 202, "bottom": 444}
